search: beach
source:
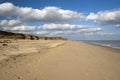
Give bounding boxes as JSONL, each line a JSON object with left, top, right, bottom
{"left": 0, "top": 40, "right": 120, "bottom": 80}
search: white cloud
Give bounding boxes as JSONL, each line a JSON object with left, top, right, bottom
{"left": 83, "top": 32, "right": 113, "bottom": 36}
{"left": 49, "top": 28, "right": 103, "bottom": 36}
{"left": 38, "top": 23, "right": 85, "bottom": 30}
{"left": 37, "top": 23, "right": 102, "bottom": 33}
{"left": 96, "top": 32, "right": 113, "bottom": 35}
{"left": 0, "top": 2, "right": 118, "bottom": 40}
{"left": 0, "top": 2, "right": 15, "bottom": 16}
{"left": 0, "top": 2, "right": 84, "bottom": 23}
{"left": 0, "top": 20, "right": 103, "bottom": 36}
{"left": 86, "top": 9, "right": 120, "bottom": 26}
{"left": 115, "top": 24, "right": 120, "bottom": 28}
{"left": 0, "top": 20, "right": 36, "bottom": 31}
{"left": 77, "top": 28, "right": 102, "bottom": 33}
{"left": 32, "top": 31, "right": 49, "bottom": 35}
{"left": 44, "top": 24, "right": 103, "bottom": 36}
{"left": 3, "top": 25, "right": 36, "bottom": 31}
{"left": 0, "top": 19, "right": 23, "bottom": 27}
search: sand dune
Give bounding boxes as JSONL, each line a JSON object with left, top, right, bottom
{"left": 0, "top": 40, "right": 120, "bottom": 80}
{"left": 0, "top": 30, "right": 67, "bottom": 40}
{"left": 0, "top": 40, "right": 65, "bottom": 61}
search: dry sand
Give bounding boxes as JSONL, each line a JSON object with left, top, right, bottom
{"left": 0, "top": 40, "right": 120, "bottom": 80}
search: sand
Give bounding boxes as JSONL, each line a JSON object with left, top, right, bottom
{"left": 0, "top": 40, "right": 120, "bottom": 80}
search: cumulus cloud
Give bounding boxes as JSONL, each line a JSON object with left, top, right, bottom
{"left": 0, "top": 20, "right": 103, "bottom": 36}
{"left": 0, "top": 2, "right": 15, "bottom": 16}
{"left": 41, "top": 24, "right": 103, "bottom": 36}
{"left": 37, "top": 24, "right": 103, "bottom": 35}
{"left": 77, "top": 28, "right": 102, "bottom": 33}
{"left": 49, "top": 31, "right": 76, "bottom": 36}
{"left": 0, "top": 20, "right": 36, "bottom": 31}
{"left": 0, "top": 2, "right": 109, "bottom": 38}
{"left": 96, "top": 32, "right": 113, "bottom": 35}
{"left": 0, "top": 2, "right": 84, "bottom": 23}
{"left": 49, "top": 29, "right": 103, "bottom": 36}
{"left": 115, "top": 24, "right": 120, "bottom": 28}
{"left": 37, "top": 23, "right": 102, "bottom": 31}
{"left": 37, "top": 23, "right": 85, "bottom": 30}
{"left": 32, "top": 31, "right": 50, "bottom": 36}
{"left": 3, "top": 25, "right": 36, "bottom": 31}
{"left": 0, "top": 19, "right": 23, "bottom": 27}
{"left": 83, "top": 32, "right": 113, "bottom": 36}
{"left": 86, "top": 9, "right": 120, "bottom": 26}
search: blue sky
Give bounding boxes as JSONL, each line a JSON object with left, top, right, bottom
{"left": 0, "top": 0, "right": 120, "bottom": 40}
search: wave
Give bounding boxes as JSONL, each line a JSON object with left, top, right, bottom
{"left": 79, "top": 40, "right": 120, "bottom": 49}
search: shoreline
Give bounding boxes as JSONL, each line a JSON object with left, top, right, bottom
{"left": 77, "top": 40, "right": 120, "bottom": 50}
{"left": 79, "top": 41, "right": 120, "bottom": 53}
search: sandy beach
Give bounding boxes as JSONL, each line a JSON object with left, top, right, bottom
{"left": 0, "top": 40, "right": 120, "bottom": 80}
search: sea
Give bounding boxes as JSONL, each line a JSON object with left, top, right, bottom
{"left": 78, "top": 40, "right": 120, "bottom": 49}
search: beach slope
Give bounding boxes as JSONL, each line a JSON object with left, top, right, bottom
{"left": 0, "top": 40, "right": 120, "bottom": 80}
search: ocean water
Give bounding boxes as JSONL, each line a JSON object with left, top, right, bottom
{"left": 79, "top": 40, "right": 120, "bottom": 49}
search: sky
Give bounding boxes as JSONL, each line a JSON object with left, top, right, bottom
{"left": 0, "top": 0, "right": 120, "bottom": 40}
